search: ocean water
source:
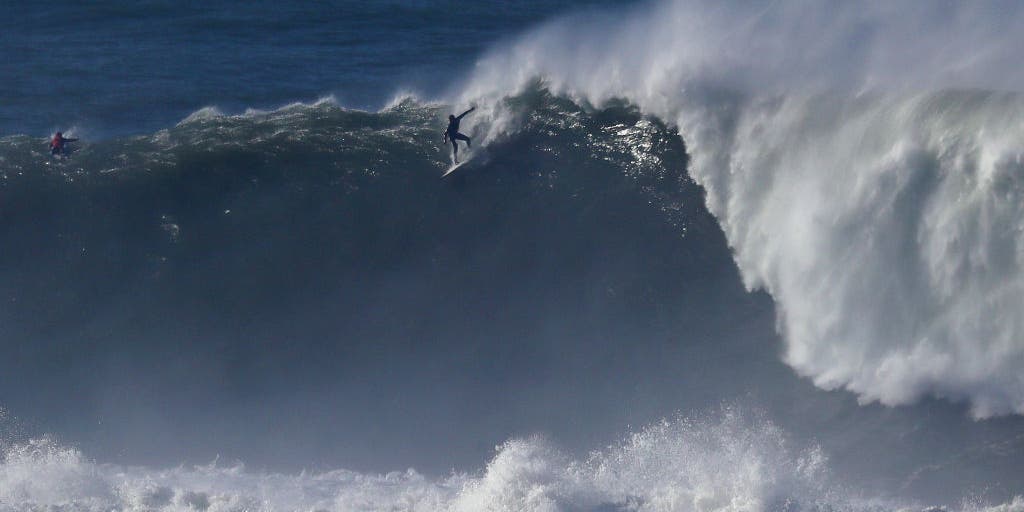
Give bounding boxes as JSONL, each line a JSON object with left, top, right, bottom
{"left": 3, "top": 1, "right": 1024, "bottom": 511}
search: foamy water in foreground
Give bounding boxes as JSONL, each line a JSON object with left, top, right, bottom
{"left": 4, "top": 409, "right": 1002, "bottom": 512}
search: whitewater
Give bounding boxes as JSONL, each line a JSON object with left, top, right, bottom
{"left": 3, "top": 0, "right": 1024, "bottom": 510}
{"left": 0, "top": 410, "right": 840, "bottom": 512}
{"left": 455, "top": 0, "right": 1024, "bottom": 417}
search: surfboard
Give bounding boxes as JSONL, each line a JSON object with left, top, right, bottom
{"left": 442, "top": 160, "right": 468, "bottom": 178}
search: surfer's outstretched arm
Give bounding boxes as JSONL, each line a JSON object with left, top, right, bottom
{"left": 456, "top": 107, "right": 475, "bottom": 120}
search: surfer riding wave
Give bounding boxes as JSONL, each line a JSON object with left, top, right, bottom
{"left": 50, "top": 131, "right": 78, "bottom": 156}
{"left": 443, "top": 107, "right": 474, "bottom": 163}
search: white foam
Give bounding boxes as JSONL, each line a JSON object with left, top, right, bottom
{"left": 0, "top": 410, "right": 911, "bottom": 512}
{"left": 177, "top": 107, "right": 226, "bottom": 125}
{"left": 176, "top": 96, "right": 349, "bottom": 128}
{"left": 455, "top": 0, "right": 1024, "bottom": 417}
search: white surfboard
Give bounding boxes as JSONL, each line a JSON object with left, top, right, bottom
{"left": 442, "top": 160, "right": 468, "bottom": 178}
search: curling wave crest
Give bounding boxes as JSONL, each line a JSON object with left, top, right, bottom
{"left": 455, "top": 0, "right": 1024, "bottom": 417}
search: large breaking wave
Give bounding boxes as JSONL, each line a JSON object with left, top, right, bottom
{"left": 4, "top": 0, "right": 1024, "bottom": 507}
{"left": 2, "top": 90, "right": 1020, "bottom": 509}
{"left": 453, "top": 0, "right": 1024, "bottom": 417}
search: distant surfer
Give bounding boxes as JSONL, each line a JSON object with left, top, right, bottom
{"left": 443, "top": 107, "right": 475, "bottom": 163}
{"left": 50, "top": 132, "right": 78, "bottom": 156}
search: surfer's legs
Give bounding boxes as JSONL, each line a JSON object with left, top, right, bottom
{"left": 449, "top": 133, "right": 470, "bottom": 162}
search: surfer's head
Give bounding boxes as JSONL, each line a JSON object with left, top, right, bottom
{"left": 55, "top": 132, "right": 62, "bottom": 137}
{"left": 449, "top": 115, "right": 455, "bottom": 121}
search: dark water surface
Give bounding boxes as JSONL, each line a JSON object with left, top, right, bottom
{"left": 1, "top": 1, "right": 619, "bottom": 137}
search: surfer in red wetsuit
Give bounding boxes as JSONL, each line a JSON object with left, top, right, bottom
{"left": 443, "top": 107, "right": 475, "bottom": 163}
{"left": 50, "top": 132, "right": 78, "bottom": 156}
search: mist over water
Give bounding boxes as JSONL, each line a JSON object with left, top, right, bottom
{"left": 3, "top": 0, "right": 1024, "bottom": 510}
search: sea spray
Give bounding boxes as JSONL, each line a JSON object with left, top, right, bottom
{"left": 456, "top": 0, "right": 1024, "bottom": 417}
{"left": 0, "top": 409, "right": 895, "bottom": 512}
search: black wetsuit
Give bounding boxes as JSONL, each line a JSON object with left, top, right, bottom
{"left": 447, "top": 118, "right": 470, "bottom": 143}
{"left": 445, "top": 108, "right": 474, "bottom": 161}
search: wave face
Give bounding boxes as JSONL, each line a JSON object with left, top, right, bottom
{"left": 4, "top": 91, "right": 1023, "bottom": 507}
{"left": 2, "top": 96, "right": 767, "bottom": 475}
{"left": 457, "top": 0, "right": 1024, "bottom": 417}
